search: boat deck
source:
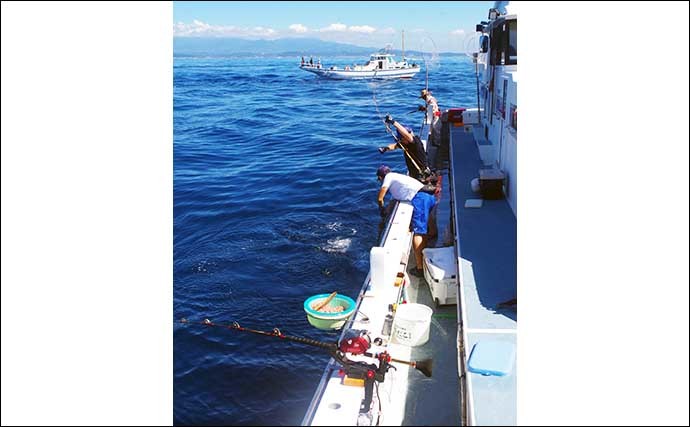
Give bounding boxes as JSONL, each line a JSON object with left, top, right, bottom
{"left": 448, "top": 124, "right": 517, "bottom": 425}
{"left": 402, "top": 121, "right": 517, "bottom": 426}
{"left": 303, "top": 118, "right": 516, "bottom": 426}
{"left": 401, "top": 155, "right": 461, "bottom": 426}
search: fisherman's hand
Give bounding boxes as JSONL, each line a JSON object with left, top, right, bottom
{"left": 417, "top": 105, "right": 427, "bottom": 112}
{"left": 378, "top": 146, "right": 390, "bottom": 154}
{"left": 384, "top": 114, "right": 395, "bottom": 125}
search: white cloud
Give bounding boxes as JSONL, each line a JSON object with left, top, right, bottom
{"left": 289, "top": 23, "right": 308, "bottom": 33}
{"left": 172, "top": 20, "right": 474, "bottom": 51}
{"left": 253, "top": 26, "right": 276, "bottom": 36}
{"left": 349, "top": 25, "right": 376, "bottom": 34}
{"left": 320, "top": 23, "right": 347, "bottom": 32}
{"left": 173, "top": 20, "right": 277, "bottom": 38}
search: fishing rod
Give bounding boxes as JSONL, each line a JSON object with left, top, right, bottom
{"left": 181, "top": 318, "right": 336, "bottom": 351}
{"left": 182, "top": 318, "right": 431, "bottom": 418}
{"left": 464, "top": 34, "right": 482, "bottom": 123}
{"left": 179, "top": 318, "right": 432, "bottom": 377}
{"left": 419, "top": 34, "right": 438, "bottom": 137}
{"left": 387, "top": 123, "right": 429, "bottom": 179}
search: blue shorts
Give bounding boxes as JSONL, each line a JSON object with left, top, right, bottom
{"left": 410, "top": 192, "right": 436, "bottom": 234}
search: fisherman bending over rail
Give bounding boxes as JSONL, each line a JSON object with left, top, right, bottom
{"left": 376, "top": 165, "right": 436, "bottom": 278}
{"left": 378, "top": 114, "right": 430, "bottom": 182}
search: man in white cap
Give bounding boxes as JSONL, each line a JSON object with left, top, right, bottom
{"left": 376, "top": 165, "right": 436, "bottom": 277}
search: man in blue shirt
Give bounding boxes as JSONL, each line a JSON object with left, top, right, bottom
{"left": 376, "top": 165, "right": 436, "bottom": 277}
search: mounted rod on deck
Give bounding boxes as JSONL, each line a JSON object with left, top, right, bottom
{"left": 180, "top": 318, "right": 337, "bottom": 352}
{"left": 180, "top": 318, "right": 432, "bottom": 377}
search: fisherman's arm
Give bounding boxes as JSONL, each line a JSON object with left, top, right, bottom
{"left": 378, "top": 142, "right": 398, "bottom": 153}
{"left": 377, "top": 186, "right": 390, "bottom": 217}
{"left": 377, "top": 187, "right": 388, "bottom": 208}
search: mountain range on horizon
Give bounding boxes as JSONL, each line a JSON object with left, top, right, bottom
{"left": 173, "top": 37, "right": 465, "bottom": 58}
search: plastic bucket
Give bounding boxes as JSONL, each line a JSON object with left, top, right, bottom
{"left": 392, "top": 303, "right": 433, "bottom": 346}
{"left": 303, "top": 294, "right": 356, "bottom": 330}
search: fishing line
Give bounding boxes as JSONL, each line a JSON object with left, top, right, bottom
{"left": 371, "top": 81, "right": 426, "bottom": 177}
{"left": 370, "top": 79, "right": 395, "bottom": 139}
{"left": 463, "top": 34, "right": 483, "bottom": 123}
{"left": 417, "top": 34, "right": 439, "bottom": 137}
{"left": 367, "top": 33, "right": 432, "bottom": 178}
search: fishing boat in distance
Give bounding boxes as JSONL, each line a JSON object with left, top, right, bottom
{"left": 300, "top": 31, "right": 421, "bottom": 80}
{"left": 300, "top": 51, "right": 421, "bottom": 79}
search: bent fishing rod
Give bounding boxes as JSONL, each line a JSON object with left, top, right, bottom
{"left": 179, "top": 318, "right": 432, "bottom": 377}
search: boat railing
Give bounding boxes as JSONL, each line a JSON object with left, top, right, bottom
{"left": 301, "top": 201, "right": 402, "bottom": 426}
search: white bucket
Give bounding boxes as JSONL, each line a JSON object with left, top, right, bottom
{"left": 392, "top": 303, "right": 433, "bottom": 347}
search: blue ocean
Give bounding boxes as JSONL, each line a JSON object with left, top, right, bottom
{"left": 173, "top": 55, "right": 477, "bottom": 425}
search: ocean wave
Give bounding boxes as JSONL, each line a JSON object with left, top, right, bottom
{"left": 321, "top": 237, "right": 352, "bottom": 253}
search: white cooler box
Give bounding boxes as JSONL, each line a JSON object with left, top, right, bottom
{"left": 422, "top": 246, "right": 458, "bottom": 306}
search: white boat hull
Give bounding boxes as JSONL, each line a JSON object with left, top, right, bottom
{"left": 300, "top": 65, "right": 420, "bottom": 80}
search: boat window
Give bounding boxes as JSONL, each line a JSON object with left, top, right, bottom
{"left": 489, "top": 24, "right": 504, "bottom": 65}
{"left": 507, "top": 20, "right": 517, "bottom": 65}
{"left": 480, "top": 35, "right": 489, "bottom": 53}
{"left": 490, "top": 19, "right": 517, "bottom": 66}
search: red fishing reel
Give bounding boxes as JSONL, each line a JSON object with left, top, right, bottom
{"left": 338, "top": 329, "right": 371, "bottom": 355}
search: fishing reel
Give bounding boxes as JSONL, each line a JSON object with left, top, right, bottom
{"left": 333, "top": 331, "right": 394, "bottom": 423}
{"left": 338, "top": 329, "right": 372, "bottom": 355}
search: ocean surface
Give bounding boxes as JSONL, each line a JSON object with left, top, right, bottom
{"left": 173, "top": 55, "right": 477, "bottom": 425}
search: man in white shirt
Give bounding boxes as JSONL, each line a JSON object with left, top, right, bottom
{"left": 376, "top": 165, "right": 436, "bottom": 277}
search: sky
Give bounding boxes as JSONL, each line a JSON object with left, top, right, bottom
{"left": 173, "top": 1, "right": 494, "bottom": 52}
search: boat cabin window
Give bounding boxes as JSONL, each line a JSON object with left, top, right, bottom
{"left": 507, "top": 20, "right": 517, "bottom": 65}
{"left": 490, "top": 19, "right": 517, "bottom": 66}
{"left": 480, "top": 34, "right": 489, "bottom": 53}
